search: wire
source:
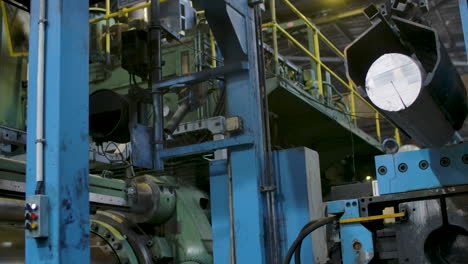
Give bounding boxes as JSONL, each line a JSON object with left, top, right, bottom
{"left": 283, "top": 215, "right": 338, "bottom": 264}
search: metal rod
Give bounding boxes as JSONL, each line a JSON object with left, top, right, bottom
{"left": 210, "top": 31, "right": 217, "bottom": 68}
{"left": 150, "top": 0, "right": 164, "bottom": 171}
{"left": 375, "top": 112, "right": 381, "bottom": 142}
{"left": 164, "top": 102, "right": 191, "bottom": 134}
{"left": 349, "top": 81, "right": 356, "bottom": 122}
{"left": 258, "top": 5, "right": 280, "bottom": 262}
{"left": 35, "top": 0, "right": 46, "bottom": 191}
{"left": 394, "top": 128, "right": 401, "bottom": 146}
{"left": 105, "top": 0, "right": 111, "bottom": 64}
{"left": 270, "top": 0, "right": 279, "bottom": 74}
{"left": 313, "top": 32, "right": 323, "bottom": 95}
{"left": 89, "top": 2, "right": 152, "bottom": 24}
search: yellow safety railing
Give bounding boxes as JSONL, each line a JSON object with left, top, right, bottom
{"left": 0, "top": 1, "right": 28, "bottom": 57}
{"left": 265, "top": 0, "right": 401, "bottom": 145}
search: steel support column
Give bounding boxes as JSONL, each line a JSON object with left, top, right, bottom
{"left": 195, "top": 1, "right": 268, "bottom": 263}
{"left": 26, "top": 0, "right": 90, "bottom": 262}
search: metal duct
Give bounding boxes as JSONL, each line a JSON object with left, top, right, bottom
{"left": 345, "top": 16, "right": 468, "bottom": 147}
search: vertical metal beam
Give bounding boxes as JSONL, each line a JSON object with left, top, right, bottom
{"left": 459, "top": 0, "right": 468, "bottom": 59}
{"left": 150, "top": 0, "right": 165, "bottom": 171}
{"left": 313, "top": 31, "right": 324, "bottom": 96}
{"left": 209, "top": 160, "right": 232, "bottom": 262}
{"left": 270, "top": 0, "right": 279, "bottom": 73}
{"left": 375, "top": 112, "right": 381, "bottom": 142}
{"left": 226, "top": 5, "right": 267, "bottom": 262}
{"left": 199, "top": 1, "right": 267, "bottom": 262}
{"left": 26, "top": 0, "right": 90, "bottom": 262}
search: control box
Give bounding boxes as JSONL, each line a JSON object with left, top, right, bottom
{"left": 25, "top": 195, "right": 49, "bottom": 238}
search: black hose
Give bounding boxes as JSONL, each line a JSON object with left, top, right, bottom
{"left": 283, "top": 215, "right": 338, "bottom": 264}
{"left": 294, "top": 218, "right": 323, "bottom": 264}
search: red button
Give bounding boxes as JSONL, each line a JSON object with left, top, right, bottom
{"left": 31, "top": 213, "right": 38, "bottom": 220}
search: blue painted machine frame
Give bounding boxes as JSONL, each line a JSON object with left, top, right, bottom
{"left": 327, "top": 143, "right": 468, "bottom": 264}
{"left": 327, "top": 200, "right": 374, "bottom": 264}
{"left": 376, "top": 143, "right": 468, "bottom": 194}
{"left": 26, "top": 0, "right": 90, "bottom": 262}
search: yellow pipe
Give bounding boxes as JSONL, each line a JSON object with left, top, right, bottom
{"left": 209, "top": 31, "right": 216, "bottom": 68}
{"left": 394, "top": 128, "right": 401, "bottom": 146}
{"left": 270, "top": 0, "right": 279, "bottom": 73}
{"left": 105, "top": 0, "right": 111, "bottom": 56}
{"left": 0, "top": 2, "right": 28, "bottom": 57}
{"left": 375, "top": 112, "right": 381, "bottom": 141}
{"left": 89, "top": 1, "right": 160, "bottom": 24}
{"left": 280, "top": 0, "right": 345, "bottom": 58}
{"left": 349, "top": 87, "right": 356, "bottom": 121}
{"left": 339, "top": 213, "right": 406, "bottom": 224}
{"left": 313, "top": 32, "right": 323, "bottom": 95}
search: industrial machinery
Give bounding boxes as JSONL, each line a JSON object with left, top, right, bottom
{"left": 0, "top": 0, "right": 467, "bottom": 263}
{"left": 317, "top": 1, "right": 468, "bottom": 263}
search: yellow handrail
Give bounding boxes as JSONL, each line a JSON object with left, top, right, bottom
{"left": 0, "top": 1, "right": 28, "bottom": 57}
{"left": 280, "top": 0, "right": 345, "bottom": 58}
{"left": 375, "top": 112, "right": 381, "bottom": 141}
{"left": 273, "top": 24, "right": 377, "bottom": 111}
{"left": 313, "top": 32, "right": 323, "bottom": 95}
{"left": 264, "top": 0, "right": 400, "bottom": 144}
{"left": 89, "top": 1, "right": 154, "bottom": 24}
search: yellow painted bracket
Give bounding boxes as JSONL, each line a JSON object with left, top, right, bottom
{"left": 0, "top": 1, "right": 28, "bottom": 57}
{"left": 339, "top": 212, "right": 406, "bottom": 224}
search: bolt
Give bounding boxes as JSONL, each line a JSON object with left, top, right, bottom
{"left": 398, "top": 163, "right": 408, "bottom": 172}
{"left": 419, "top": 160, "right": 429, "bottom": 170}
{"left": 440, "top": 157, "right": 450, "bottom": 167}
{"left": 462, "top": 154, "right": 468, "bottom": 164}
{"left": 352, "top": 240, "right": 362, "bottom": 251}
{"left": 378, "top": 166, "right": 387, "bottom": 175}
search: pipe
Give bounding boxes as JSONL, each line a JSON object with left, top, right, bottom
{"left": 35, "top": 0, "right": 46, "bottom": 194}
{"left": 209, "top": 31, "right": 217, "bottom": 68}
{"left": 150, "top": 0, "right": 164, "bottom": 171}
{"left": 164, "top": 102, "right": 191, "bottom": 135}
{"left": 105, "top": 0, "right": 111, "bottom": 64}
{"left": 89, "top": 2, "right": 152, "bottom": 24}
{"left": 270, "top": 0, "right": 279, "bottom": 74}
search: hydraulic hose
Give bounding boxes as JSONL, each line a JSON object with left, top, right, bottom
{"left": 283, "top": 215, "right": 338, "bottom": 264}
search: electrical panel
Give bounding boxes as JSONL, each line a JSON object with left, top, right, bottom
{"left": 25, "top": 195, "right": 49, "bottom": 238}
